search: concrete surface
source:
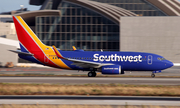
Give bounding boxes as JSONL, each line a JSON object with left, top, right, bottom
{"left": 0, "top": 96, "right": 179, "bottom": 106}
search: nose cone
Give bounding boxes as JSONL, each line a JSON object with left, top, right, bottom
{"left": 165, "top": 60, "right": 174, "bottom": 68}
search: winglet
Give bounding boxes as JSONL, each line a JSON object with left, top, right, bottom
{"left": 52, "top": 45, "right": 65, "bottom": 59}
{"left": 72, "top": 46, "right": 77, "bottom": 51}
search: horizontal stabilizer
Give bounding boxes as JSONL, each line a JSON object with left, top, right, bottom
{"left": 9, "top": 50, "right": 34, "bottom": 56}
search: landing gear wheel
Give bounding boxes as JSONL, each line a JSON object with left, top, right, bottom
{"left": 151, "top": 73, "right": 155, "bottom": 78}
{"left": 93, "top": 72, "right": 97, "bottom": 77}
{"left": 88, "top": 72, "right": 93, "bottom": 77}
{"left": 88, "top": 72, "right": 96, "bottom": 77}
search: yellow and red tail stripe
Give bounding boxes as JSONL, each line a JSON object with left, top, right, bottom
{"left": 13, "top": 16, "right": 71, "bottom": 69}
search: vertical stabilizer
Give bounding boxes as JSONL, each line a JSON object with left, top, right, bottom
{"left": 13, "top": 16, "right": 71, "bottom": 69}
{"left": 13, "top": 16, "right": 47, "bottom": 53}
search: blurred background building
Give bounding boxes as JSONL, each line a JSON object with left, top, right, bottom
{"left": 1, "top": 0, "right": 180, "bottom": 66}
{"left": 0, "top": 7, "right": 28, "bottom": 66}
{"left": 30, "top": 0, "right": 169, "bottom": 51}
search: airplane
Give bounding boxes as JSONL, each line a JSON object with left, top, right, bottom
{"left": 10, "top": 16, "right": 174, "bottom": 78}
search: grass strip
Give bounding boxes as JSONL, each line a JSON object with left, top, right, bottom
{"left": 0, "top": 83, "right": 180, "bottom": 96}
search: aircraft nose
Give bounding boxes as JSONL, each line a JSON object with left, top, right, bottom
{"left": 165, "top": 60, "right": 174, "bottom": 68}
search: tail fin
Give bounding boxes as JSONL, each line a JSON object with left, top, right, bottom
{"left": 13, "top": 16, "right": 47, "bottom": 53}
{"left": 13, "top": 16, "right": 71, "bottom": 69}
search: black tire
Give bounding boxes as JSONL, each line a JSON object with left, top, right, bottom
{"left": 88, "top": 72, "right": 93, "bottom": 77}
{"left": 151, "top": 74, "right": 155, "bottom": 78}
{"left": 88, "top": 72, "right": 96, "bottom": 77}
{"left": 93, "top": 72, "right": 97, "bottom": 77}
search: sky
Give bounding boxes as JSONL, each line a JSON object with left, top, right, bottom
{"left": 0, "top": 0, "right": 180, "bottom": 13}
{"left": 0, "top": 0, "right": 41, "bottom": 13}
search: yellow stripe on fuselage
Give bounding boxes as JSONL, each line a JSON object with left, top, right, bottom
{"left": 16, "top": 16, "right": 71, "bottom": 69}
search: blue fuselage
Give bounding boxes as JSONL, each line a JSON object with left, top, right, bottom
{"left": 59, "top": 51, "right": 173, "bottom": 71}
{"left": 19, "top": 50, "right": 173, "bottom": 71}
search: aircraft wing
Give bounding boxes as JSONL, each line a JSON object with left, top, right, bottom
{"left": 52, "top": 46, "right": 113, "bottom": 68}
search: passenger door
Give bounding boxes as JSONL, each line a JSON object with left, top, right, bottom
{"left": 147, "top": 55, "right": 152, "bottom": 65}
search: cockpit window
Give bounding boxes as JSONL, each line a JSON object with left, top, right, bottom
{"left": 157, "top": 58, "right": 166, "bottom": 61}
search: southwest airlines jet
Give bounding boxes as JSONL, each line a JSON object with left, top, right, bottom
{"left": 10, "top": 16, "right": 173, "bottom": 78}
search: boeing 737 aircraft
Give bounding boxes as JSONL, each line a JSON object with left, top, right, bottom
{"left": 10, "top": 16, "right": 173, "bottom": 77}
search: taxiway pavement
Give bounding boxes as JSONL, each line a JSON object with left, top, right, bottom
{"left": 0, "top": 77, "right": 180, "bottom": 85}
{"left": 0, "top": 66, "right": 180, "bottom": 77}
{"left": 0, "top": 66, "right": 180, "bottom": 85}
{"left": 0, "top": 96, "right": 180, "bottom": 106}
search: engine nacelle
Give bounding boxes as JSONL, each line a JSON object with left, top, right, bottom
{"left": 100, "top": 65, "right": 124, "bottom": 74}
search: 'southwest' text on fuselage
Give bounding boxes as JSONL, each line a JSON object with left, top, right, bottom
{"left": 93, "top": 54, "right": 142, "bottom": 62}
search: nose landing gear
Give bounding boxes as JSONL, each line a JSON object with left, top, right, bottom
{"left": 88, "top": 71, "right": 97, "bottom": 77}
{"left": 151, "top": 70, "right": 161, "bottom": 78}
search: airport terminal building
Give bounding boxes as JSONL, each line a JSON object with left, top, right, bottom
{"left": 15, "top": 0, "right": 180, "bottom": 63}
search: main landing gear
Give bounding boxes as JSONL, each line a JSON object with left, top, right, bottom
{"left": 151, "top": 72, "right": 155, "bottom": 78}
{"left": 88, "top": 71, "right": 97, "bottom": 77}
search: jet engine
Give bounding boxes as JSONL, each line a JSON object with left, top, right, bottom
{"left": 100, "top": 65, "right": 124, "bottom": 74}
